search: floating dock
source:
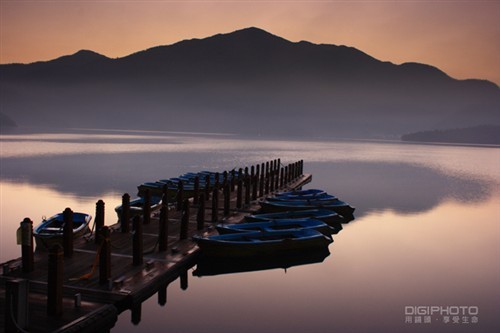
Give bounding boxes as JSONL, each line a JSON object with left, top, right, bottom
{"left": 1, "top": 159, "right": 310, "bottom": 332}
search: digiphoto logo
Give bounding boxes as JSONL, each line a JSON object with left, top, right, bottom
{"left": 404, "top": 306, "right": 479, "bottom": 324}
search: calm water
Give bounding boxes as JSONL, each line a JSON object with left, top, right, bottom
{"left": 1, "top": 129, "right": 499, "bottom": 333}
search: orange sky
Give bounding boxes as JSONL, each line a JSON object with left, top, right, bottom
{"left": 1, "top": 1, "right": 499, "bottom": 85}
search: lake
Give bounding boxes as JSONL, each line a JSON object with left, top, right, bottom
{"left": 1, "top": 129, "right": 499, "bottom": 333}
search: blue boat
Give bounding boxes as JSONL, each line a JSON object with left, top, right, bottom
{"left": 275, "top": 189, "right": 325, "bottom": 197}
{"left": 193, "top": 229, "right": 332, "bottom": 258}
{"left": 260, "top": 199, "right": 355, "bottom": 218}
{"left": 114, "top": 196, "right": 162, "bottom": 219}
{"left": 34, "top": 212, "right": 92, "bottom": 249}
{"left": 267, "top": 193, "right": 337, "bottom": 202}
{"left": 216, "top": 218, "right": 335, "bottom": 235}
{"left": 245, "top": 209, "right": 345, "bottom": 225}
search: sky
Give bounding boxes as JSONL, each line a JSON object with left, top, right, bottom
{"left": 1, "top": 0, "right": 499, "bottom": 85}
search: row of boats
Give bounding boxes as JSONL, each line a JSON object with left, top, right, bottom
{"left": 193, "top": 188, "right": 355, "bottom": 258}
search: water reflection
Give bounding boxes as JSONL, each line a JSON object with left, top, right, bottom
{"left": 193, "top": 248, "right": 330, "bottom": 277}
{"left": 1, "top": 155, "right": 492, "bottom": 216}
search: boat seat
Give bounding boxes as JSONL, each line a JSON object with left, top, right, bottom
{"left": 44, "top": 227, "right": 63, "bottom": 231}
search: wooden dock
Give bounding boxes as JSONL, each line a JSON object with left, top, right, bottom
{"left": 1, "top": 160, "right": 310, "bottom": 332}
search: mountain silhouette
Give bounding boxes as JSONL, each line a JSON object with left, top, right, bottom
{"left": 1, "top": 27, "right": 498, "bottom": 137}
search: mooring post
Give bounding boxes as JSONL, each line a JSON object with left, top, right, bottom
{"left": 265, "top": 171, "right": 270, "bottom": 195}
{"left": 244, "top": 175, "right": 251, "bottom": 205}
{"left": 180, "top": 199, "right": 189, "bottom": 240}
{"left": 259, "top": 171, "right": 265, "bottom": 197}
{"left": 99, "top": 226, "right": 111, "bottom": 285}
{"left": 131, "top": 303, "right": 142, "bottom": 325}
{"left": 197, "top": 193, "right": 205, "bottom": 230}
{"left": 132, "top": 216, "right": 143, "bottom": 266}
{"left": 252, "top": 172, "right": 258, "bottom": 200}
{"left": 176, "top": 181, "right": 184, "bottom": 211}
{"left": 180, "top": 270, "right": 188, "bottom": 290}
{"left": 270, "top": 168, "right": 275, "bottom": 192}
{"left": 193, "top": 176, "right": 200, "bottom": 205}
{"left": 19, "top": 218, "right": 34, "bottom": 273}
{"left": 158, "top": 197, "right": 169, "bottom": 252}
{"left": 211, "top": 187, "right": 219, "bottom": 223}
{"left": 62, "top": 207, "right": 74, "bottom": 258}
{"left": 121, "top": 193, "right": 130, "bottom": 233}
{"left": 205, "top": 175, "right": 210, "bottom": 200}
{"left": 215, "top": 172, "right": 220, "bottom": 189}
{"left": 95, "top": 200, "right": 105, "bottom": 244}
{"left": 230, "top": 169, "right": 236, "bottom": 192}
{"left": 223, "top": 171, "right": 228, "bottom": 187}
{"left": 275, "top": 160, "right": 280, "bottom": 190}
{"left": 47, "top": 244, "right": 63, "bottom": 316}
{"left": 236, "top": 178, "right": 243, "bottom": 209}
{"left": 280, "top": 167, "right": 285, "bottom": 188}
{"left": 284, "top": 165, "right": 289, "bottom": 185}
{"left": 143, "top": 190, "right": 151, "bottom": 225}
{"left": 5, "top": 279, "right": 29, "bottom": 332}
{"left": 158, "top": 284, "right": 167, "bottom": 306}
{"left": 223, "top": 183, "right": 230, "bottom": 216}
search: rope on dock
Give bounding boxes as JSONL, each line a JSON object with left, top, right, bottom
{"left": 68, "top": 240, "right": 103, "bottom": 281}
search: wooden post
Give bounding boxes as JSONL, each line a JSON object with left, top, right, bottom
{"left": 215, "top": 172, "right": 220, "bottom": 189}
{"left": 223, "top": 171, "right": 228, "bottom": 187}
{"left": 236, "top": 178, "right": 243, "bottom": 209}
{"left": 176, "top": 181, "right": 184, "bottom": 211}
{"left": 99, "top": 226, "right": 111, "bottom": 285}
{"left": 280, "top": 167, "right": 285, "bottom": 188}
{"left": 275, "top": 160, "right": 280, "bottom": 190}
{"left": 47, "top": 244, "right": 63, "bottom": 316}
{"left": 244, "top": 175, "right": 251, "bottom": 205}
{"left": 121, "top": 193, "right": 130, "bottom": 233}
{"left": 252, "top": 173, "right": 258, "bottom": 200}
{"left": 63, "top": 207, "right": 73, "bottom": 258}
{"left": 230, "top": 169, "right": 236, "bottom": 192}
{"left": 180, "top": 270, "right": 188, "bottom": 290}
{"left": 197, "top": 193, "right": 205, "bottom": 230}
{"left": 193, "top": 176, "right": 200, "bottom": 205}
{"left": 250, "top": 165, "right": 255, "bottom": 181}
{"left": 5, "top": 279, "right": 29, "bottom": 332}
{"left": 204, "top": 174, "right": 210, "bottom": 199}
{"left": 19, "top": 218, "right": 34, "bottom": 273}
{"left": 270, "top": 168, "right": 275, "bottom": 192}
{"left": 284, "top": 165, "right": 289, "bottom": 185}
{"left": 211, "top": 187, "right": 219, "bottom": 223}
{"left": 95, "top": 200, "right": 105, "bottom": 244}
{"left": 158, "top": 197, "right": 168, "bottom": 252}
{"left": 265, "top": 161, "right": 269, "bottom": 176}
{"left": 143, "top": 189, "right": 151, "bottom": 225}
{"left": 265, "top": 172, "right": 270, "bottom": 195}
{"left": 223, "top": 183, "right": 230, "bottom": 216}
{"left": 132, "top": 216, "right": 143, "bottom": 266}
{"left": 180, "top": 199, "right": 189, "bottom": 240}
{"left": 131, "top": 303, "right": 142, "bottom": 325}
{"left": 158, "top": 284, "right": 167, "bottom": 306}
{"left": 259, "top": 171, "right": 265, "bottom": 197}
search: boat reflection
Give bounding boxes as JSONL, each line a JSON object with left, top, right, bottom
{"left": 193, "top": 248, "right": 331, "bottom": 277}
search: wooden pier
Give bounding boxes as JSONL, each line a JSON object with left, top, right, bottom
{"left": 1, "top": 159, "right": 310, "bottom": 333}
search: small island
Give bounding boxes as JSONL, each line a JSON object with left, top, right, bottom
{"left": 401, "top": 125, "right": 500, "bottom": 145}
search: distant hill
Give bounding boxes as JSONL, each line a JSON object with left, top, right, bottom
{"left": 401, "top": 125, "right": 500, "bottom": 145}
{"left": 1, "top": 27, "right": 499, "bottom": 138}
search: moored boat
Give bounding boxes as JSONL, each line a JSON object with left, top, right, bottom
{"left": 216, "top": 218, "right": 335, "bottom": 235}
{"left": 115, "top": 196, "right": 162, "bottom": 219}
{"left": 193, "top": 229, "right": 332, "bottom": 258}
{"left": 260, "top": 199, "right": 355, "bottom": 218}
{"left": 34, "top": 212, "right": 92, "bottom": 249}
{"left": 244, "top": 209, "right": 345, "bottom": 227}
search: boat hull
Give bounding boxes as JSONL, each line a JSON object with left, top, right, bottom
{"left": 34, "top": 212, "right": 92, "bottom": 250}
{"left": 194, "top": 229, "right": 333, "bottom": 258}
